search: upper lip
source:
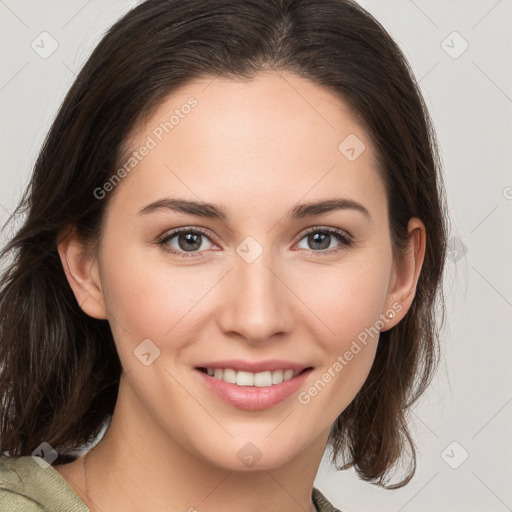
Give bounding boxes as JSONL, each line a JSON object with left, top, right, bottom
{"left": 195, "top": 359, "right": 312, "bottom": 373}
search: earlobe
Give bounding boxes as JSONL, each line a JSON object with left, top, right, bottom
{"left": 57, "top": 227, "right": 107, "bottom": 320}
{"left": 381, "top": 218, "right": 426, "bottom": 331}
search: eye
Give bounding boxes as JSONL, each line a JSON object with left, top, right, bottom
{"left": 157, "top": 226, "right": 353, "bottom": 259}
{"left": 295, "top": 227, "right": 353, "bottom": 255}
{"left": 157, "top": 227, "right": 216, "bottom": 258}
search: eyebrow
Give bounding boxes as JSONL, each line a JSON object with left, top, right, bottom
{"left": 137, "top": 197, "right": 371, "bottom": 220}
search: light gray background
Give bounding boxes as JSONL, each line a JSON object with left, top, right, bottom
{"left": 1, "top": 1, "right": 511, "bottom": 511}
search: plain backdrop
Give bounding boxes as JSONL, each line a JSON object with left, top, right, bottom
{"left": 1, "top": 1, "right": 511, "bottom": 511}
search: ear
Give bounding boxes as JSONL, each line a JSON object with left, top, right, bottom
{"left": 380, "top": 217, "right": 426, "bottom": 331}
{"left": 57, "top": 227, "right": 107, "bottom": 319}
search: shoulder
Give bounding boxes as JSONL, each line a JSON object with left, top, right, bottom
{"left": 312, "top": 486, "right": 344, "bottom": 512}
{"left": 0, "top": 455, "right": 88, "bottom": 512}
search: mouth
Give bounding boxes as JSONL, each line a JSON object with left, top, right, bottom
{"left": 194, "top": 364, "right": 314, "bottom": 411}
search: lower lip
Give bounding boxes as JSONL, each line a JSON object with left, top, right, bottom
{"left": 195, "top": 368, "right": 313, "bottom": 411}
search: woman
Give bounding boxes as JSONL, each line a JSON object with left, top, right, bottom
{"left": 0, "top": 0, "right": 447, "bottom": 510}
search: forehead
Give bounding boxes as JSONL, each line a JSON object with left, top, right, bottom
{"left": 110, "top": 70, "right": 386, "bottom": 221}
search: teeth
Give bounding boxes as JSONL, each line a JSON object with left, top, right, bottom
{"left": 271, "top": 369, "right": 283, "bottom": 384}
{"left": 223, "top": 368, "right": 236, "bottom": 384}
{"left": 254, "top": 371, "right": 271, "bottom": 387}
{"left": 236, "top": 371, "right": 254, "bottom": 386}
{"left": 205, "top": 368, "right": 303, "bottom": 387}
{"left": 283, "top": 369, "right": 294, "bottom": 381}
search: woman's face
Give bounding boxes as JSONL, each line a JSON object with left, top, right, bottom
{"left": 84, "top": 71, "right": 405, "bottom": 470}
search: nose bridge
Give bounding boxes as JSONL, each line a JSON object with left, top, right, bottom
{"left": 218, "top": 237, "right": 293, "bottom": 342}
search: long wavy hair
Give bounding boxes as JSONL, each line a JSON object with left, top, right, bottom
{"left": 0, "top": 0, "right": 447, "bottom": 488}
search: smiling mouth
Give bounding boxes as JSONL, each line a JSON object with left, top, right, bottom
{"left": 196, "top": 367, "right": 313, "bottom": 387}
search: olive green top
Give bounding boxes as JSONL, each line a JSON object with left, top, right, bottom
{"left": 0, "top": 456, "right": 342, "bottom": 511}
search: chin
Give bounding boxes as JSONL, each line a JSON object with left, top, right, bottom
{"left": 191, "top": 432, "right": 312, "bottom": 472}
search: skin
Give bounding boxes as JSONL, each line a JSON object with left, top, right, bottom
{"left": 55, "top": 70, "right": 426, "bottom": 512}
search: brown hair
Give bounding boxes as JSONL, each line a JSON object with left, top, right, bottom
{"left": 0, "top": 0, "right": 447, "bottom": 488}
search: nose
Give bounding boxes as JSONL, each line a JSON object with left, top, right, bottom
{"left": 217, "top": 245, "right": 295, "bottom": 344}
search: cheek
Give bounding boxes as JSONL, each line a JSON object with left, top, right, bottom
{"left": 293, "top": 257, "right": 392, "bottom": 343}
{"left": 98, "top": 242, "right": 213, "bottom": 359}
{"left": 291, "top": 257, "right": 391, "bottom": 402}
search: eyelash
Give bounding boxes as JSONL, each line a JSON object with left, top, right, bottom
{"left": 156, "top": 226, "right": 353, "bottom": 259}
